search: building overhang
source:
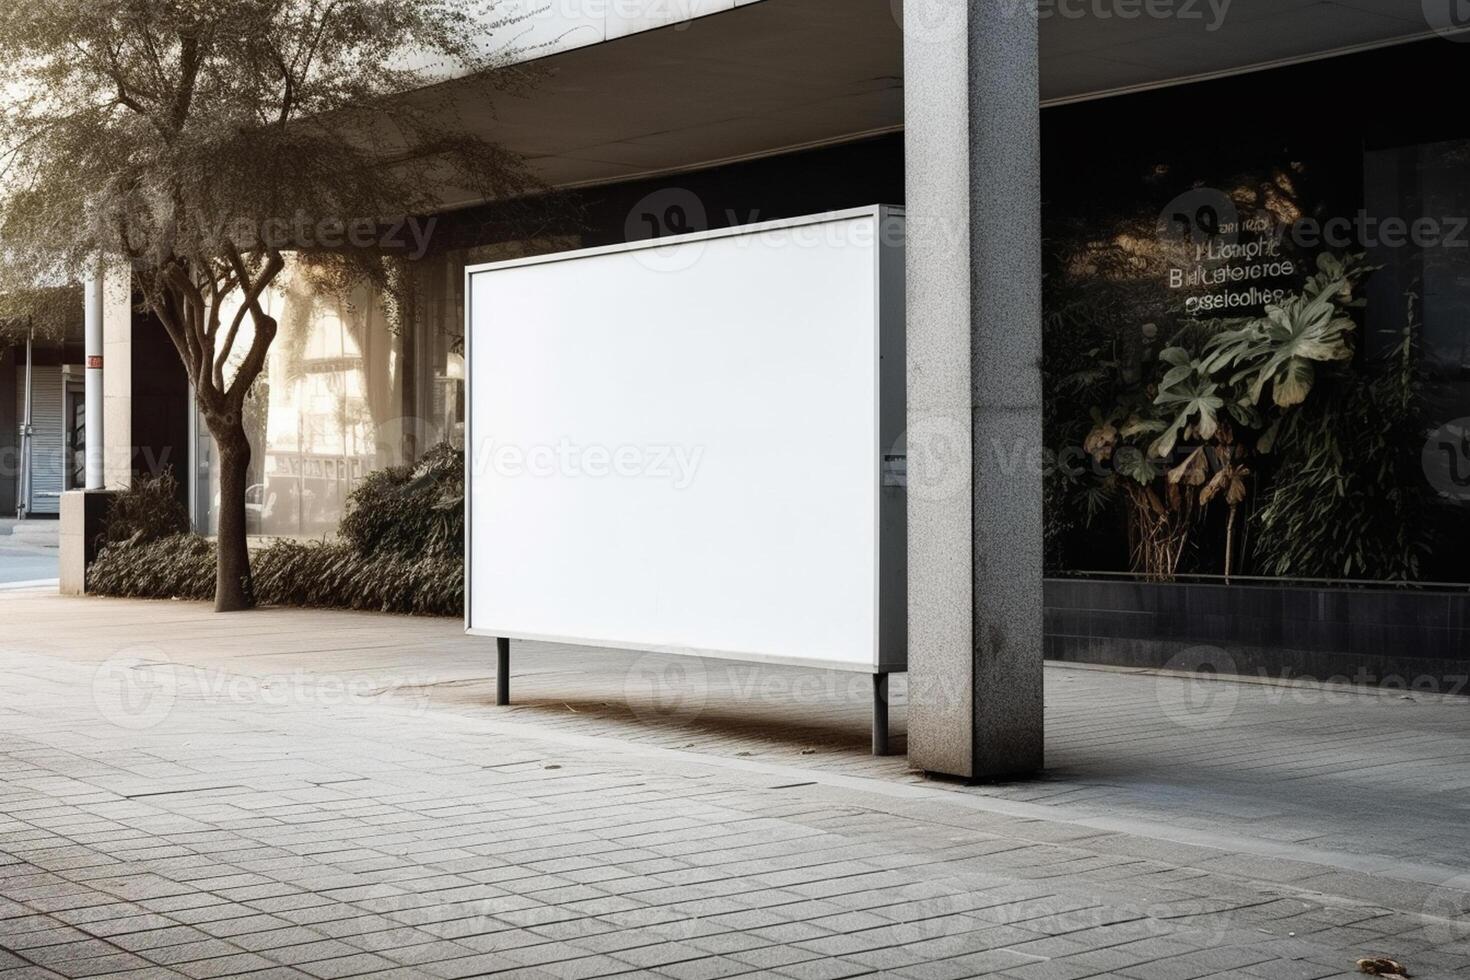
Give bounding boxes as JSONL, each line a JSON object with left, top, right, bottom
{"left": 435, "top": 0, "right": 1454, "bottom": 195}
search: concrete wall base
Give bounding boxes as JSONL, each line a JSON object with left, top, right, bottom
{"left": 59, "top": 490, "right": 118, "bottom": 595}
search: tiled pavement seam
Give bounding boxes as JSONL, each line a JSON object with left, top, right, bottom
{"left": 4, "top": 591, "right": 1465, "bottom": 878}
{"left": 3, "top": 645, "right": 1469, "bottom": 980}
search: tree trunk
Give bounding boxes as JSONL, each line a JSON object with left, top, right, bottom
{"left": 212, "top": 421, "right": 255, "bottom": 612}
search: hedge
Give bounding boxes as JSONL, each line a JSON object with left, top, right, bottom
{"left": 88, "top": 535, "right": 463, "bottom": 617}
{"left": 87, "top": 446, "right": 465, "bottom": 617}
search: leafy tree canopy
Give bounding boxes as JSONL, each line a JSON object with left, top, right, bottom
{"left": 0, "top": 0, "right": 538, "bottom": 387}
{"left": 0, "top": 0, "right": 542, "bottom": 610}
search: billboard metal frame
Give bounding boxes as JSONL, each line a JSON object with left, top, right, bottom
{"left": 464, "top": 205, "right": 906, "bottom": 753}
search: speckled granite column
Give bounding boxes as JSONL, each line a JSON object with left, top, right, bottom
{"left": 904, "top": 0, "right": 1043, "bottom": 779}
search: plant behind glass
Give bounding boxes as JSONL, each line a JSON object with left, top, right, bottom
{"left": 1075, "top": 253, "right": 1373, "bottom": 581}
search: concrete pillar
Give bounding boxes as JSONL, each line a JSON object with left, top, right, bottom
{"left": 59, "top": 488, "right": 116, "bottom": 595}
{"left": 904, "top": 0, "right": 1044, "bottom": 779}
{"left": 63, "top": 263, "right": 123, "bottom": 594}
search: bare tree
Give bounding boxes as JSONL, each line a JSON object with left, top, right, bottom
{"left": 0, "top": 0, "right": 540, "bottom": 610}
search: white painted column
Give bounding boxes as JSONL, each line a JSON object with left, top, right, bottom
{"left": 84, "top": 269, "right": 105, "bottom": 489}
{"left": 101, "top": 262, "right": 134, "bottom": 490}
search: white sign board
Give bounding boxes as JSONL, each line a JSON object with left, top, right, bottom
{"left": 466, "top": 206, "right": 905, "bottom": 672}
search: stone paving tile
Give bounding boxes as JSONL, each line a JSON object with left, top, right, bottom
{"left": 1, "top": 596, "right": 1469, "bottom": 980}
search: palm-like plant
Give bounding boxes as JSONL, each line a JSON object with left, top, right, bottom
{"left": 1200, "top": 253, "right": 1365, "bottom": 408}
{"left": 1149, "top": 346, "right": 1225, "bottom": 458}
{"left": 1079, "top": 252, "right": 1373, "bottom": 581}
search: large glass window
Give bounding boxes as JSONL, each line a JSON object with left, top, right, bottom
{"left": 193, "top": 238, "right": 570, "bottom": 539}
{"left": 195, "top": 254, "right": 467, "bottom": 538}
{"left": 1365, "top": 138, "right": 1470, "bottom": 417}
{"left": 1040, "top": 43, "right": 1470, "bottom": 587}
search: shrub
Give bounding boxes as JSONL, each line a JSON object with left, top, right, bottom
{"left": 99, "top": 471, "right": 190, "bottom": 547}
{"left": 90, "top": 536, "right": 464, "bottom": 616}
{"left": 1252, "top": 330, "right": 1442, "bottom": 582}
{"left": 89, "top": 445, "right": 468, "bottom": 616}
{"left": 88, "top": 533, "right": 216, "bottom": 600}
{"left": 339, "top": 443, "right": 464, "bottom": 560}
{"left": 252, "top": 540, "right": 463, "bottom": 616}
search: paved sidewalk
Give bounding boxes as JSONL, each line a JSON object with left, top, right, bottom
{"left": 1, "top": 593, "right": 1468, "bottom": 980}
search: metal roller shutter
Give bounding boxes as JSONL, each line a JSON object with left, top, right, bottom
{"left": 15, "top": 365, "right": 64, "bottom": 515}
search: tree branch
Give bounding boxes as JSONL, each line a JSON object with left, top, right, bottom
{"left": 171, "top": 31, "right": 202, "bottom": 131}
{"left": 160, "top": 262, "right": 207, "bottom": 389}
{"left": 222, "top": 245, "right": 285, "bottom": 405}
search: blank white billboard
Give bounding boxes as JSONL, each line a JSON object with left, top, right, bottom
{"left": 466, "top": 206, "right": 905, "bottom": 672}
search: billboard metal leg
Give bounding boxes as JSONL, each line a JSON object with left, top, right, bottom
{"left": 496, "top": 637, "right": 511, "bottom": 706}
{"left": 872, "top": 673, "right": 890, "bottom": 756}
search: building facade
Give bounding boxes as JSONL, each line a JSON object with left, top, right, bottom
{"left": 80, "top": 1, "right": 1470, "bottom": 779}
{"left": 2, "top": 335, "right": 84, "bottom": 517}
